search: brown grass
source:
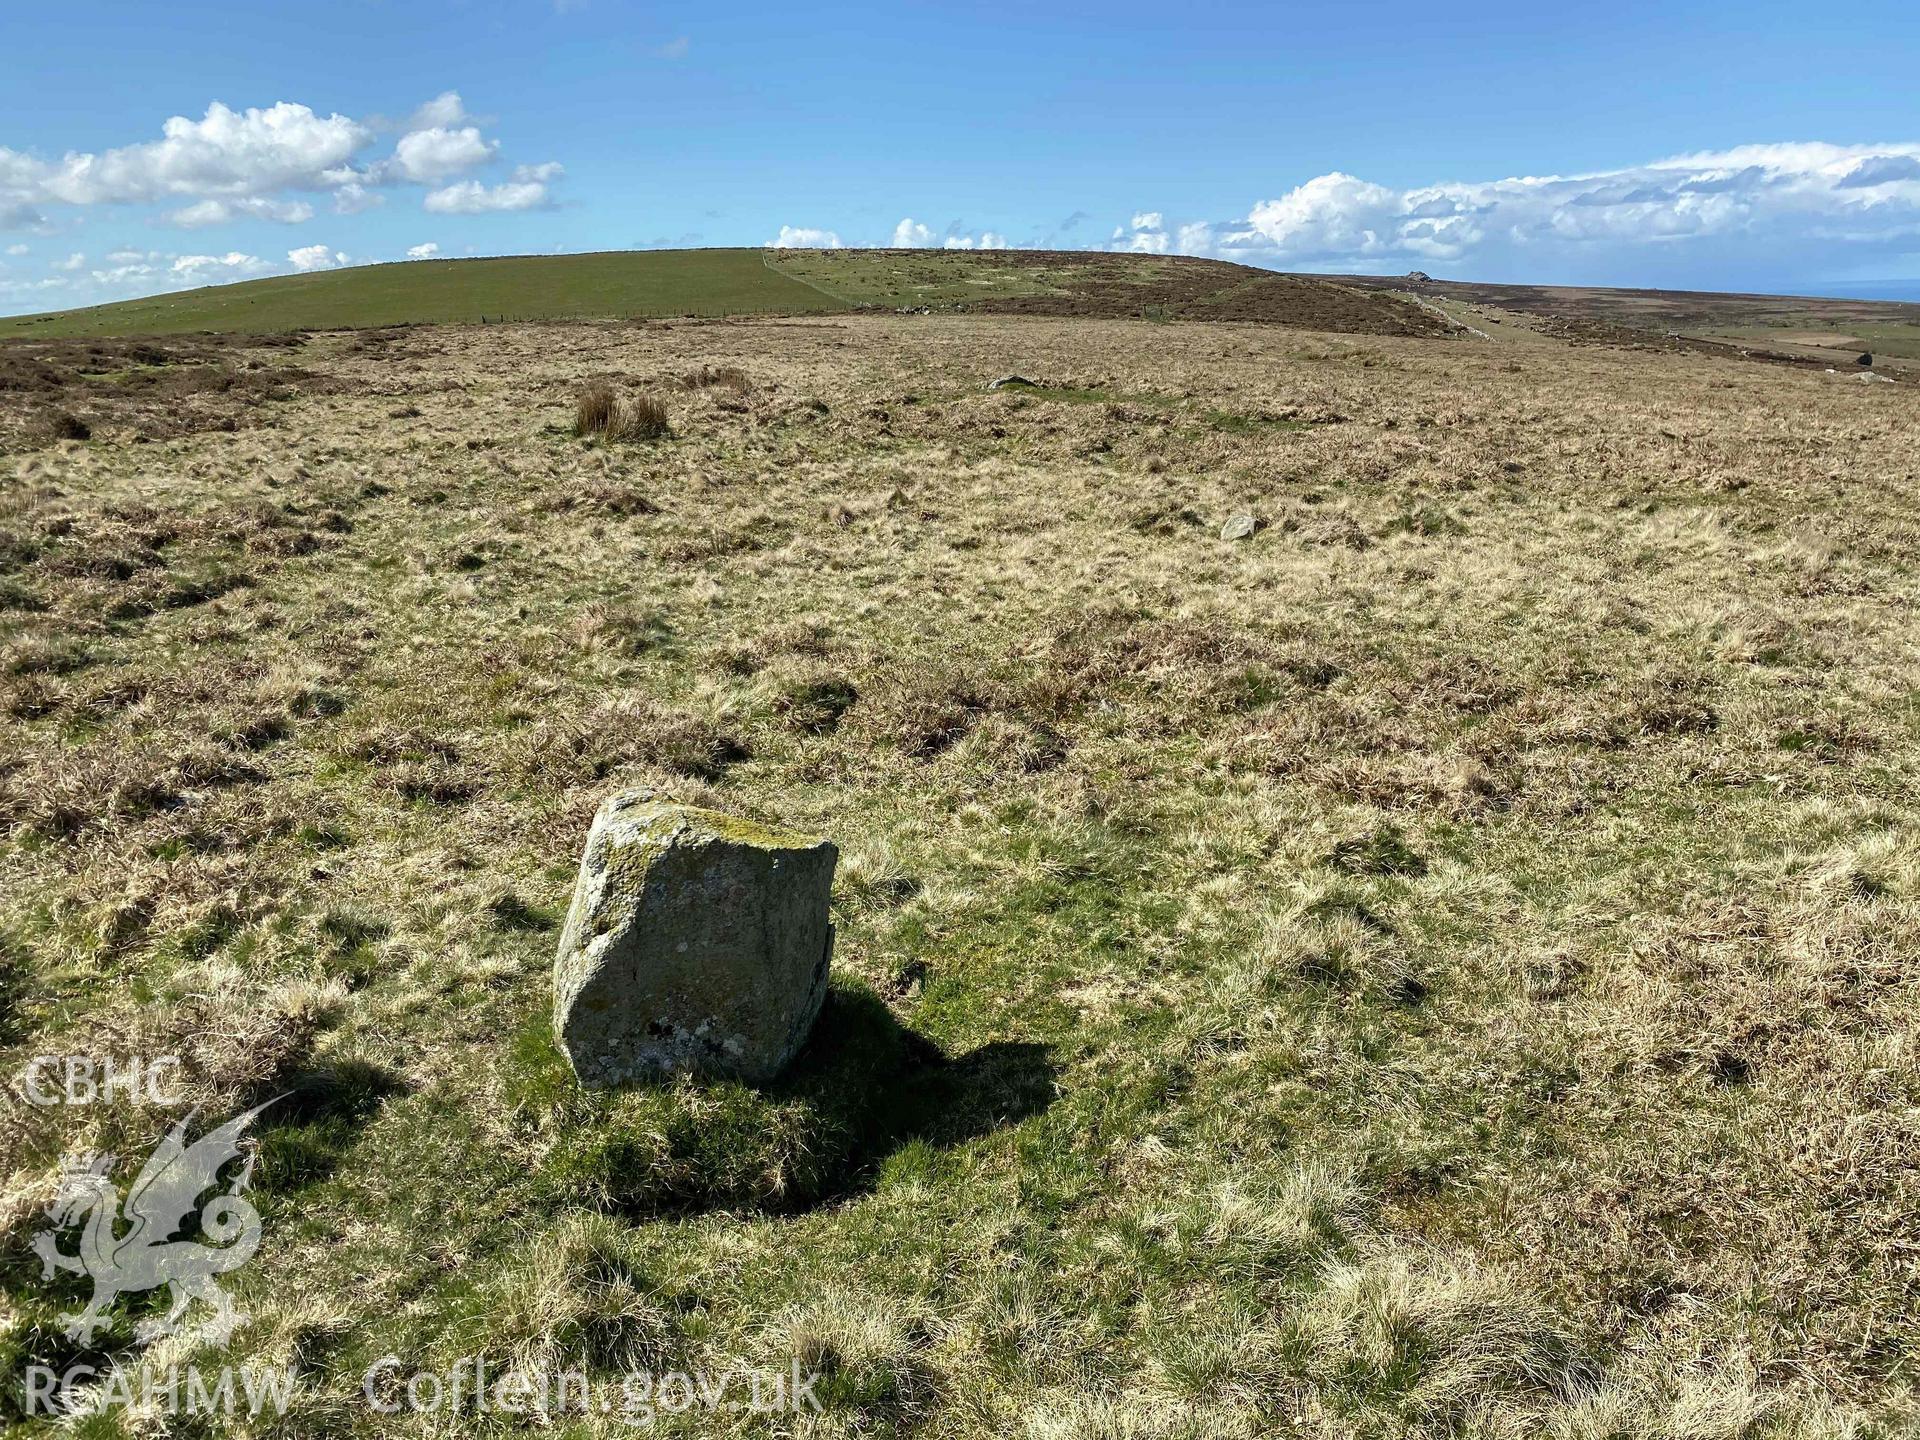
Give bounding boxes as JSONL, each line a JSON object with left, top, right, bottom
{"left": 574, "top": 383, "right": 670, "bottom": 441}
{"left": 614, "top": 391, "right": 671, "bottom": 441}
{"left": 0, "top": 333, "right": 340, "bottom": 451}
{"left": 2, "top": 309, "right": 1917, "bottom": 1436}
{"left": 682, "top": 363, "right": 753, "bottom": 393}
{"left": 35, "top": 410, "right": 90, "bottom": 443}
{"left": 573, "top": 381, "right": 618, "bottom": 437}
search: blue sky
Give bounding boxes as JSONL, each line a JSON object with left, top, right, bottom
{"left": 4, "top": 0, "right": 1920, "bottom": 313}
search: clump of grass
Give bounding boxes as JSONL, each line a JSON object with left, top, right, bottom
{"left": 835, "top": 838, "right": 921, "bottom": 908}
{"left": 572, "top": 382, "right": 618, "bottom": 437}
{"left": 459, "top": 1216, "right": 677, "bottom": 1375}
{"left": 684, "top": 363, "right": 753, "bottom": 393}
{"left": 615, "top": 392, "right": 672, "bottom": 441}
{"left": 539, "top": 1079, "right": 844, "bottom": 1215}
{"left": 548, "top": 481, "right": 659, "bottom": 517}
{"left": 575, "top": 383, "right": 672, "bottom": 441}
{"left": 518, "top": 985, "right": 993, "bottom": 1218}
{"left": 1285, "top": 1252, "right": 1594, "bottom": 1423}
{"left": 509, "top": 699, "right": 749, "bottom": 788}
{"left": 3, "top": 637, "right": 92, "bottom": 677}
{"left": 767, "top": 1291, "right": 941, "bottom": 1427}
{"left": 0, "top": 980, "right": 346, "bottom": 1182}
{"left": 712, "top": 619, "right": 835, "bottom": 677}
{"left": 571, "top": 602, "right": 673, "bottom": 657}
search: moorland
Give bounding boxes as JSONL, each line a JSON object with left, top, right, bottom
{"left": 2, "top": 251, "right": 1917, "bottom": 1437}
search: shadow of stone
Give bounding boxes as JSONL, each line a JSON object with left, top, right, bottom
{"left": 251, "top": 1058, "right": 409, "bottom": 1195}
{"left": 538, "top": 985, "right": 1058, "bottom": 1218}
{"left": 772, "top": 987, "right": 1058, "bottom": 1208}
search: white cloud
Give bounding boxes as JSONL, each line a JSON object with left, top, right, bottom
{"left": 5, "top": 243, "right": 30, "bottom": 256}
{"left": 1175, "top": 221, "right": 1215, "bottom": 254}
{"left": 423, "top": 162, "right": 559, "bottom": 214}
{"left": 0, "top": 275, "right": 73, "bottom": 300}
{"left": 888, "top": 218, "right": 1019, "bottom": 251}
{"left": 170, "top": 251, "right": 269, "bottom": 281}
{"left": 3, "top": 238, "right": 390, "bottom": 312}
{"left": 331, "top": 182, "right": 383, "bottom": 215}
{"left": 654, "top": 35, "right": 691, "bottom": 59}
{"left": 407, "top": 91, "right": 470, "bottom": 131}
{"left": 422, "top": 180, "right": 541, "bottom": 214}
{"left": 768, "top": 225, "right": 842, "bottom": 249}
{"left": 892, "top": 218, "right": 935, "bottom": 247}
{"left": 406, "top": 242, "right": 440, "bottom": 259}
{"left": 95, "top": 268, "right": 156, "bottom": 287}
{"left": 169, "top": 196, "right": 315, "bottom": 227}
{"left": 1239, "top": 172, "right": 1397, "bottom": 259}
{"left": 390, "top": 125, "right": 496, "bottom": 182}
{"left": 288, "top": 243, "right": 348, "bottom": 271}
{"left": 24, "top": 102, "right": 370, "bottom": 207}
{"left": 53, "top": 251, "right": 85, "bottom": 271}
{"left": 1123, "top": 140, "right": 1920, "bottom": 285}
{"left": 1111, "top": 214, "right": 1169, "bottom": 253}
{"left": 0, "top": 93, "right": 560, "bottom": 234}
{"left": 169, "top": 200, "right": 231, "bottom": 228}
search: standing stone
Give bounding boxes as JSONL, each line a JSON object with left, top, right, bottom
{"left": 553, "top": 793, "right": 837, "bottom": 1085}
{"left": 1220, "top": 512, "right": 1258, "bottom": 541}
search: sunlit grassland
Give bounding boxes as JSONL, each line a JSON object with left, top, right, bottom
{"left": 1, "top": 313, "right": 1917, "bottom": 1436}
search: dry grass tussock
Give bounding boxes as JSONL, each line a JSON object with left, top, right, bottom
{"left": 1, "top": 312, "right": 1917, "bottom": 1435}
{"left": 574, "top": 382, "right": 671, "bottom": 441}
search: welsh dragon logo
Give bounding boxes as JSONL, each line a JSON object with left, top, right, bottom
{"left": 31, "top": 1101, "right": 276, "bottom": 1347}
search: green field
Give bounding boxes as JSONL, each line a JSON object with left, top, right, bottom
{"left": 1704, "top": 320, "right": 1920, "bottom": 362}
{"left": 1, "top": 248, "right": 1448, "bottom": 344}
{"left": 766, "top": 248, "right": 1194, "bottom": 307}
{"left": 0, "top": 248, "right": 1236, "bottom": 339}
{"left": 16, "top": 247, "right": 1920, "bottom": 356}
{"left": 0, "top": 249, "right": 845, "bottom": 338}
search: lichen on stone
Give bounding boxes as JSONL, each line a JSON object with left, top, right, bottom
{"left": 553, "top": 790, "right": 837, "bottom": 1085}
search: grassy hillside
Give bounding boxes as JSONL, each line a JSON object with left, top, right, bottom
{"left": 2, "top": 314, "right": 1918, "bottom": 1435}
{"left": 771, "top": 248, "right": 1454, "bottom": 335}
{"left": 1, "top": 247, "right": 1450, "bottom": 341}
{"left": 16, "top": 245, "right": 1920, "bottom": 359}
{"left": 0, "top": 249, "right": 845, "bottom": 338}
{"left": 768, "top": 248, "right": 1201, "bottom": 307}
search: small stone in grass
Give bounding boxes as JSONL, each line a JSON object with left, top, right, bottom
{"left": 1220, "top": 512, "right": 1258, "bottom": 541}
